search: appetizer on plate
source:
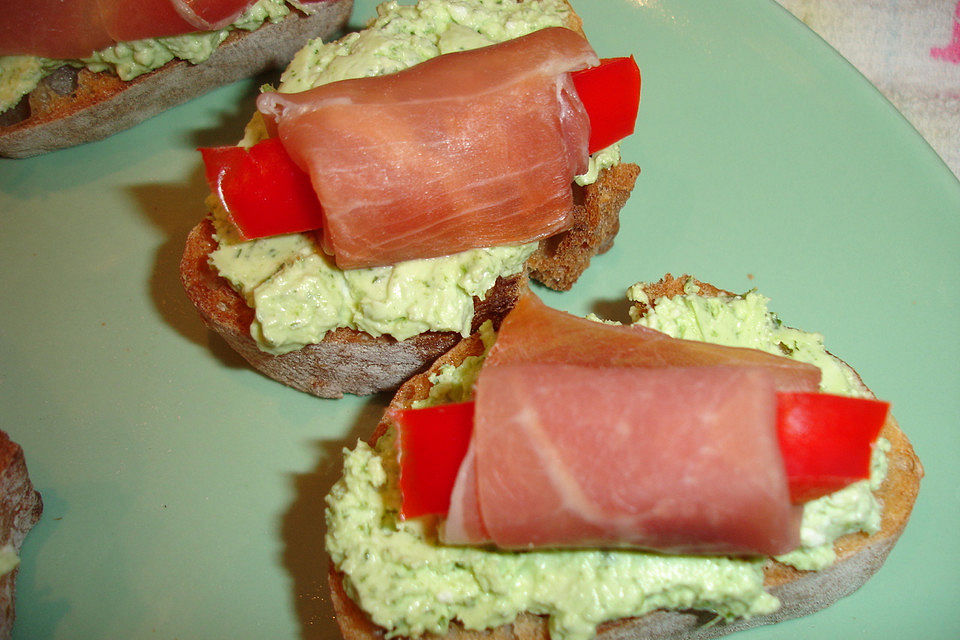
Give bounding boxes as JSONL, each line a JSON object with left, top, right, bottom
{"left": 181, "top": 0, "right": 642, "bottom": 397}
{"left": 325, "top": 275, "right": 922, "bottom": 640}
{"left": 0, "top": 431, "right": 42, "bottom": 640}
{"left": 0, "top": 0, "right": 354, "bottom": 157}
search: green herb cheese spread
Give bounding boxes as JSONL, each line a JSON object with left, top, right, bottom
{"left": 0, "top": 0, "right": 298, "bottom": 113}
{"left": 210, "top": 0, "right": 623, "bottom": 354}
{"left": 325, "top": 280, "right": 889, "bottom": 640}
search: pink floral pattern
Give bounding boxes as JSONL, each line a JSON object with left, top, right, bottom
{"left": 930, "top": 1, "right": 960, "bottom": 63}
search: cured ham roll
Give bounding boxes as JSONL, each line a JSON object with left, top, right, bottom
{"left": 257, "top": 27, "right": 598, "bottom": 269}
{"left": 439, "top": 290, "right": 817, "bottom": 554}
{"left": 450, "top": 364, "right": 802, "bottom": 554}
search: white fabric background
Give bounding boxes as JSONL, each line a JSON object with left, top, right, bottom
{"left": 776, "top": 0, "right": 960, "bottom": 180}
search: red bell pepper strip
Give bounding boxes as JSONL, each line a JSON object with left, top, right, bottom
{"left": 571, "top": 56, "right": 641, "bottom": 154}
{"left": 393, "top": 393, "right": 889, "bottom": 519}
{"left": 200, "top": 57, "right": 641, "bottom": 241}
{"left": 393, "top": 402, "right": 476, "bottom": 519}
{"left": 777, "top": 392, "right": 888, "bottom": 503}
{"left": 199, "top": 137, "right": 324, "bottom": 241}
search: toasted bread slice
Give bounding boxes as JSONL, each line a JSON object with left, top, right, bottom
{"left": 327, "top": 276, "right": 922, "bottom": 640}
{"left": 0, "top": 431, "right": 43, "bottom": 639}
{"left": 180, "top": 162, "right": 639, "bottom": 398}
{"left": 0, "top": 0, "right": 353, "bottom": 158}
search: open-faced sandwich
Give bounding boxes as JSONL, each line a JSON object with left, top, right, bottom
{"left": 0, "top": 0, "right": 354, "bottom": 157}
{"left": 325, "top": 274, "right": 922, "bottom": 640}
{"left": 0, "top": 430, "right": 42, "bottom": 639}
{"left": 180, "top": 0, "right": 642, "bottom": 398}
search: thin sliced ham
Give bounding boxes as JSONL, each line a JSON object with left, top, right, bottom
{"left": 257, "top": 27, "right": 598, "bottom": 269}
{"left": 173, "top": 0, "right": 257, "bottom": 30}
{"left": 440, "top": 290, "right": 816, "bottom": 554}
{"left": 0, "top": 0, "right": 256, "bottom": 59}
{"left": 447, "top": 364, "right": 801, "bottom": 555}
{"left": 0, "top": 0, "right": 111, "bottom": 59}
{"left": 98, "top": 0, "right": 198, "bottom": 42}
{"left": 442, "top": 444, "right": 489, "bottom": 544}
{"left": 485, "top": 290, "right": 822, "bottom": 393}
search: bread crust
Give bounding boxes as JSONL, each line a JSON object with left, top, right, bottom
{"left": 528, "top": 163, "right": 640, "bottom": 291}
{"left": 179, "top": 162, "right": 638, "bottom": 398}
{"left": 327, "top": 276, "right": 922, "bottom": 640}
{"left": 180, "top": 219, "right": 529, "bottom": 398}
{"left": 0, "top": 431, "right": 43, "bottom": 640}
{"left": 0, "top": 0, "right": 354, "bottom": 158}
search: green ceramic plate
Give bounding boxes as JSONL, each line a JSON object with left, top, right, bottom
{"left": 2, "top": 1, "right": 958, "bottom": 638}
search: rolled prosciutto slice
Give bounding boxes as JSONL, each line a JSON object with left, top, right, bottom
{"left": 257, "top": 27, "right": 598, "bottom": 269}
{"left": 440, "top": 290, "right": 816, "bottom": 554}
{"left": 444, "top": 363, "right": 801, "bottom": 555}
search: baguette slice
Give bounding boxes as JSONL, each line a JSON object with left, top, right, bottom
{"left": 180, "top": 161, "right": 640, "bottom": 398}
{"left": 0, "top": 0, "right": 354, "bottom": 158}
{"left": 0, "top": 431, "right": 43, "bottom": 640}
{"left": 328, "top": 275, "right": 922, "bottom": 640}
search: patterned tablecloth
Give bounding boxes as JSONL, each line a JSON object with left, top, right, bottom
{"left": 776, "top": 0, "right": 960, "bottom": 180}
